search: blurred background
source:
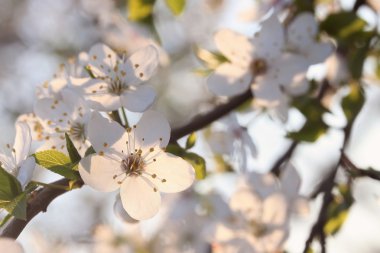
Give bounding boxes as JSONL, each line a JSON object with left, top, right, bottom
{"left": 1, "top": 0, "right": 380, "bottom": 252}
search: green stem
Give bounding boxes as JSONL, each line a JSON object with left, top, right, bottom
{"left": 121, "top": 107, "right": 129, "bottom": 128}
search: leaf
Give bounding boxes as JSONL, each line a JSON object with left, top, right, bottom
{"left": 128, "top": 0, "right": 156, "bottom": 22}
{"left": 185, "top": 132, "right": 196, "bottom": 150}
{"left": 320, "top": 12, "right": 366, "bottom": 40}
{"left": 341, "top": 82, "right": 365, "bottom": 124}
{"left": 183, "top": 152, "right": 206, "bottom": 180}
{"left": 84, "top": 146, "right": 96, "bottom": 157}
{"left": 0, "top": 213, "right": 12, "bottom": 227}
{"left": 65, "top": 133, "right": 81, "bottom": 164}
{"left": 166, "top": 144, "right": 207, "bottom": 179}
{"left": 287, "top": 98, "right": 329, "bottom": 142}
{"left": 34, "top": 150, "right": 80, "bottom": 180}
{"left": 165, "top": 0, "right": 185, "bottom": 15}
{"left": 0, "top": 167, "right": 22, "bottom": 201}
{"left": 0, "top": 193, "right": 27, "bottom": 220}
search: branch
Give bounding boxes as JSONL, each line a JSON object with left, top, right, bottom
{"left": 1, "top": 89, "right": 254, "bottom": 239}
{"left": 341, "top": 153, "right": 380, "bottom": 181}
{"left": 170, "top": 89, "right": 253, "bottom": 142}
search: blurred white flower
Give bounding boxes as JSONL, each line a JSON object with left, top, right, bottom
{"left": 79, "top": 111, "right": 195, "bottom": 220}
{"left": 206, "top": 113, "right": 257, "bottom": 171}
{"left": 92, "top": 225, "right": 134, "bottom": 253}
{"left": 72, "top": 43, "right": 159, "bottom": 112}
{"left": 0, "top": 122, "right": 35, "bottom": 188}
{"left": 209, "top": 165, "right": 308, "bottom": 252}
{"left": 34, "top": 88, "right": 91, "bottom": 155}
{"left": 0, "top": 238, "right": 24, "bottom": 253}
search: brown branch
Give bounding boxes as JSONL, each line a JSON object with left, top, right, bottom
{"left": 1, "top": 179, "right": 83, "bottom": 238}
{"left": 341, "top": 153, "right": 380, "bottom": 181}
{"left": 170, "top": 89, "right": 253, "bottom": 142}
{"left": 1, "top": 89, "right": 254, "bottom": 239}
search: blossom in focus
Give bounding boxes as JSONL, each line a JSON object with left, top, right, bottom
{"left": 72, "top": 43, "right": 159, "bottom": 112}
{"left": 34, "top": 88, "right": 91, "bottom": 155}
{"left": 0, "top": 122, "right": 35, "bottom": 188}
{"left": 0, "top": 238, "right": 24, "bottom": 253}
{"left": 79, "top": 111, "right": 195, "bottom": 220}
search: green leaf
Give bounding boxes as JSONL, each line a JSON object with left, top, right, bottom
{"left": 320, "top": 12, "right": 366, "bottom": 40}
{"left": 166, "top": 144, "right": 207, "bottom": 179}
{"left": 287, "top": 98, "right": 329, "bottom": 142}
{"left": 84, "top": 146, "right": 96, "bottom": 157}
{"left": 0, "top": 193, "right": 27, "bottom": 220}
{"left": 0, "top": 167, "right": 22, "bottom": 201}
{"left": 183, "top": 152, "right": 206, "bottom": 180}
{"left": 165, "top": 0, "right": 185, "bottom": 15}
{"left": 128, "top": 0, "right": 156, "bottom": 22}
{"left": 0, "top": 213, "right": 12, "bottom": 227}
{"left": 65, "top": 133, "right": 81, "bottom": 164}
{"left": 341, "top": 82, "right": 365, "bottom": 124}
{"left": 185, "top": 132, "right": 196, "bottom": 150}
{"left": 34, "top": 150, "right": 80, "bottom": 180}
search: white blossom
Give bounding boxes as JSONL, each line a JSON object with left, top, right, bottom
{"left": 0, "top": 122, "right": 35, "bottom": 188}
{"left": 72, "top": 43, "right": 159, "bottom": 112}
{"left": 79, "top": 111, "right": 195, "bottom": 220}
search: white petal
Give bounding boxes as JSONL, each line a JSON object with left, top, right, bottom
{"left": 13, "top": 122, "right": 32, "bottom": 166}
{"left": 247, "top": 172, "right": 278, "bottom": 198}
{"left": 145, "top": 153, "right": 194, "bottom": 193}
{"left": 120, "top": 85, "right": 156, "bottom": 112}
{"left": 113, "top": 195, "right": 138, "bottom": 223}
{"left": 252, "top": 78, "right": 284, "bottom": 107}
{"left": 208, "top": 63, "right": 252, "bottom": 97}
{"left": 120, "top": 176, "right": 161, "bottom": 220}
{"left": 123, "top": 45, "right": 159, "bottom": 85}
{"left": 61, "top": 88, "right": 91, "bottom": 120}
{"left": 34, "top": 98, "right": 72, "bottom": 122}
{"left": 307, "top": 42, "right": 334, "bottom": 64}
{"left": 134, "top": 110, "right": 171, "bottom": 148}
{"left": 262, "top": 193, "right": 288, "bottom": 226}
{"left": 87, "top": 112, "right": 125, "bottom": 153}
{"left": 75, "top": 79, "right": 121, "bottom": 111}
{"left": 17, "top": 156, "right": 35, "bottom": 188}
{"left": 230, "top": 187, "right": 262, "bottom": 221}
{"left": 0, "top": 238, "right": 24, "bottom": 253}
{"left": 261, "top": 229, "right": 288, "bottom": 253}
{"left": 253, "top": 14, "right": 285, "bottom": 60}
{"left": 242, "top": 131, "right": 257, "bottom": 158}
{"left": 79, "top": 154, "right": 122, "bottom": 192}
{"left": 88, "top": 43, "right": 118, "bottom": 77}
{"left": 287, "top": 13, "right": 318, "bottom": 53}
{"left": 214, "top": 29, "right": 253, "bottom": 65}
{"left": 49, "top": 78, "right": 68, "bottom": 94}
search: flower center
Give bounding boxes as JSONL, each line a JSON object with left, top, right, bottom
{"left": 120, "top": 153, "right": 145, "bottom": 177}
{"left": 249, "top": 219, "right": 267, "bottom": 237}
{"left": 250, "top": 58, "right": 267, "bottom": 76}
{"left": 108, "top": 78, "right": 127, "bottom": 95}
{"left": 69, "top": 122, "right": 86, "bottom": 141}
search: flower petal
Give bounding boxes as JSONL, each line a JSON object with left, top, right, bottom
{"left": 145, "top": 153, "right": 194, "bottom": 193}
{"left": 253, "top": 14, "right": 284, "bottom": 60}
{"left": 0, "top": 238, "right": 24, "bottom": 253}
{"left": 17, "top": 156, "right": 35, "bottom": 188}
{"left": 34, "top": 97, "right": 72, "bottom": 123}
{"left": 262, "top": 193, "right": 288, "bottom": 226}
{"left": 134, "top": 110, "right": 171, "bottom": 148}
{"left": 208, "top": 63, "right": 252, "bottom": 97}
{"left": 120, "top": 85, "right": 156, "bottom": 112}
{"left": 87, "top": 112, "right": 125, "bottom": 153}
{"left": 229, "top": 187, "right": 263, "bottom": 221}
{"left": 79, "top": 154, "right": 123, "bottom": 192}
{"left": 287, "top": 13, "right": 318, "bottom": 53}
{"left": 280, "top": 164, "right": 301, "bottom": 202}
{"left": 123, "top": 45, "right": 159, "bottom": 85}
{"left": 13, "top": 122, "right": 32, "bottom": 166}
{"left": 120, "top": 176, "right": 161, "bottom": 220}
{"left": 214, "top": 29, "right": 253, "bottom": 65}
{"left": 87, "top": 43, "right": 118, "bottom": 77}
{"left": 113, "top": 195, "right": 138, "bottom": 223}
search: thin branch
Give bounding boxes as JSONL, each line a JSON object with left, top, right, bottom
{"left": 1, "top": 89, "right": 254, "bottom": 239}
{"left": 341, "top": 153, "right": 380, "bottom": 181}
{"left": 170, "top": 89, "right": 253, "bottom": 142}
